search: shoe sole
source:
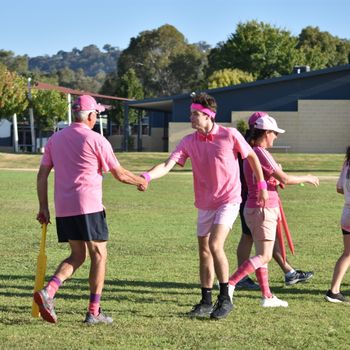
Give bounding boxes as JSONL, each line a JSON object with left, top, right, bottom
{"left": 324, "top": 295, "right": 346, "bottom": 303}
{"left": 262, "top": 303, "right": 288, "bottom": 308}
{"left": 285, "top": 274, "right": 314, "bottom": 286}
{"left": 33, "top": 292, "right": 57, "bottom": 324}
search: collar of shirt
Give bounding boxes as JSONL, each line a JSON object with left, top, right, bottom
{"left": 196, "top": 123, "right": 218, "bottom": 142}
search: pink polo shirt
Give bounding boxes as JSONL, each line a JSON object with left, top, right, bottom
{"left": 170, "top": 124, "right": 252, "bottom": 210}
{"left": 41, "top": 122, "right": 119, "bottom": 217}
{"left": 244, "top": 146, "right": 280, "bottom": 208}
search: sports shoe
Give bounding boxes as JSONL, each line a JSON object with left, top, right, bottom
{"left": 261, "top": 295, "right": 288, "bottom": 308}
{"left": 187, "top": 301, "right": 213, "bottom": 318}
{"left": 285, "top": 270, "right": 314, "bottom": 286}
{"left": 228, "top": 284, "right": 235, "bottom": 303}
{"left": 33, "top": 288, "right": 57, "bottom": 324}
{"left": 210, "top": 297, "right": 233, "bottom": 320}
{"left": 84, "top": 308, "right": 113, "bottom": 324}
{"left": 236, "top": 276, "right": 260, "bottom": 290}
{"left": 325, "top": 290, "right": 349, "bottom": 303}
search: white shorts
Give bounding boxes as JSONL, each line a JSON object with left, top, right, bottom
{"left": 341, "top": 206, "right": 350, "bottom": 232}
{"left": 197, "top": 203, "right": 240, "bottom": 237}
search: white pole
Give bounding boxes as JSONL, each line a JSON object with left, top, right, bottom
{"left": 13, "top": 113, "right": 19, "bottom": 153}
{"left": 67, "top": 93, "right": 72, "bottom": 125}
{"left": 99, "top": 116, "right": 103, "bottom": 136}
{"left": 27, "top": 77, "right": 36, "bottom": 153}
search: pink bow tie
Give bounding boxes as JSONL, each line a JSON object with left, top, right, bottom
{"left": 198, "top": 133, "right": 214, "bottom": 142}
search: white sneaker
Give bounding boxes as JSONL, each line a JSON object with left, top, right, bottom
{"left": 261, "top": 295, "right": 288, "bottom": 308}
{"left": 228, "top": 284, "right": 235, "bottom": 303}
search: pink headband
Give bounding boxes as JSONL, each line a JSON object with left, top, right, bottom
{"left": 191, "top": 103, "right": 216, "bottom": 118}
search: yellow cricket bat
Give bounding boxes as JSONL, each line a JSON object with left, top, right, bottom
{"left": 31, "top": 223, "right": 47, "bottom": 317}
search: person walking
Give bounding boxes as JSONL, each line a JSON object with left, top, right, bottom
{"left": 139, "top": 93, "right": 268, "bottom": 319}
{"left": 35, "top": 95, "right": 147, "bottom": 324}
{"left": 325, "top": 146, "right": 350, "bottom": 303}
{"left": 228, "top": 115, "right": 319, "bottom": 307}
{"left": 235, "top": 112, "right": 313, "bottom": 290}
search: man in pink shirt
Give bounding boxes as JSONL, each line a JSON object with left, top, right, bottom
{"left": 140, "top": 93, "right": 268, "bottom": 319}
{"left": 35, "top": 95, "right": 147, "bottom": 324}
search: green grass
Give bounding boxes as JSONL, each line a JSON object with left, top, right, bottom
{"left": 0, "top": 153, "right": 348, "bottom": 349}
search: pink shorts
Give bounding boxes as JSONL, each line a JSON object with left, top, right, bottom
{"left": 244, "top": 207, "right": 280, "bottom": 241}
{"left": 341, "top": 206, "right": 350, "bottom": 232}
{"left": 197, "top": 203, "right": 240, "bottom": 237}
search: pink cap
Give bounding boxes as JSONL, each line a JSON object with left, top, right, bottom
{"left": 255, "top": 116, "right": 285, "bottom": 134}
{"left": 248, "top": 111, "right": 268, "bottom": 126}
{"left": 72, "top": 95, "right": 105, "bottom": 113}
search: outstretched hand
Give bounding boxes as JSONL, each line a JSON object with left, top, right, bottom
{"left": 306, "top": 175, "right": 319, "bottom": 187}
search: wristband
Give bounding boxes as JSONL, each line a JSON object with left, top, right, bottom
{"left": 141, "top": 172, "right": 151, "bottom": 183}
{"left": 257, "top": 180, "right": 267, "bottom": 191}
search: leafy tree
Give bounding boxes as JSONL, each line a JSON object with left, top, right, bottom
{"left": 0, "top": 50, "right": 28, "bottom": 73}
{"left": 117, "top": 24, "right": 207, "bottom": 97}
{"left": 113, "top": 68, "right": 144, "bottom": 125}
{"left": 207, "top": 20, "right": 302, "bottom": 79}
{"left": 31, "top": 89, "right": 67, "bottom": 131}
{"left": 208, "top": 68, "right": 254, "bottom": 88}
{"left": 0, "top": 64, "right": 28, "bottom": 117}
{"left": 236, "top": 119, "right": 248, "bottom": 136}
{"left": 297, "top": 26, "right": 350, "bottom": 69}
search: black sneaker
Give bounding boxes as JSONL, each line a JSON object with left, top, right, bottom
{"left": 236, "top": 276, "right": 260, "bottom": 290}
{"left": 210, "top": 297, "right": 233, "bottom": 320}
{"left": 187, "top": 302, "right": 213, "bottom": 318}
{"left": 285, "top": 270, "right": 314, "bottom": 285}
{"left": 325, "top": 290, "right": 349, "bottom": 303}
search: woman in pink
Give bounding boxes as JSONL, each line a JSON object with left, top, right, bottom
{"left": 325, "top": 146, "right": 350, "bottom": 303}
{"left": 228, "top": 115, "right": 319, "bottom": 307}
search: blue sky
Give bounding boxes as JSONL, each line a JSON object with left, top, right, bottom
{"left": 1, "top": 0, "right": 349, "bottom": 57}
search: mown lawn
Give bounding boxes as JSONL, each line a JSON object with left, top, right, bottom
{"left": 0, "top": 152, "right": 349, "bottom": 349}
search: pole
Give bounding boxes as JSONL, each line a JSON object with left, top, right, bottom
{"left": 67, "top": 93, "right": 72, "bottom": 125}
{"left": 99, "top": 115, "right": 103, "bottom": 136}
{"left": 123, "top": 104, "right": 129, "bottom": 152}
{"left": 13, "top": 113, "right": 19, "bottom": 153}
{"left": 27, "top": 77, "right": 36, "bottom": 153}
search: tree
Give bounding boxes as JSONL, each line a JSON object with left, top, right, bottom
{"left": 117, "top": 24, "right": 207, "bottom": 97}
{"left": 0, "top": 50, "right": 28, "bottom": 74}
{"left": 297, "top": 26, "right": 350, "bottom": 69}
{"left": 207, "top": 20, "right": 302, "bottom": 79}
{"left": 31, "top": 89, "right": 67, "bottom": 131}
{"left": 208, "top": 68, "right": 254, "bottom": 88}
{"left": 0, "top": 64, "right": 28, "bottom": 117}
{"left": 114, "top": 68, "right": 144, "bottom": 125}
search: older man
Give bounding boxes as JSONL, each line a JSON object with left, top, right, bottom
{"left": 35, "top": 95, "right": 147, "bottom": 324}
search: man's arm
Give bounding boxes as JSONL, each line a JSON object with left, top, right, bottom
{"left": 246, "top": 150, "right": 268, "bottom": 206}
{"left": 37, "top": 165, "right": 52, "bottom": 224}
{"left": 110, "top": 166, "right": 148, "bottom": 190}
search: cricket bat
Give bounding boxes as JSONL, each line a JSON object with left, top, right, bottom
{"left": 31, "top": 223, "right": 47, "bottom": 317}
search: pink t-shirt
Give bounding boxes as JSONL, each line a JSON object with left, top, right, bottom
{"left": 244, "top": 146, "right": 280, "bottom": 208}
{"left": 337, "top": 162, "right": 350, "bottom": 207}
{"left": 41, "top": 122, "right": 119, "bottom": 217}
{"left": 170, "top": 124, "right": 252, "bottom": 210}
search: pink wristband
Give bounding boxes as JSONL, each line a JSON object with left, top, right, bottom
{"left": 257, "top": 180, "right": 267, "bottom": 190}
{"left": 141, "top": 172, "right": 151, "bottom": 183}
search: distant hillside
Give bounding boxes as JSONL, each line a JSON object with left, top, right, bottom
{"left": 29, "top": 44, "right": 121, "bottom": 76}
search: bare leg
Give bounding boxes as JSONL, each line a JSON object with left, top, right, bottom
{"left": 198, "top": 236, "right": 215, "bottom": 288}
{"left": 86, "top": 241, "right": 108, "bottom": 295}
{"left": 273, "top": 239, "right": 293, "bottom": 274}
{"left": 330, "top": 235, "right": 350, "bottom": 294}
{"left": 209, "top": 224, "right": 231, "bottom": 283}
{"left": 54, "top": 240, "right": 87, "bottom": 282}
{"left": 237, "top": 233, "right": 254, "bottom": 266}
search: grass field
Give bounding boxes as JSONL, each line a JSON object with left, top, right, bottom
{"left": 0, "top": 152, "right": 349, "bottom": 350}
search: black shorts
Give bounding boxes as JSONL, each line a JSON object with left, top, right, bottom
{"left": 239, "top": 202, "right": 252, "bottom": 236}
{"left": 56, "top": 210, "right": 109, "bottom": 242}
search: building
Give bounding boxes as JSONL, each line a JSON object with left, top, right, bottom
{"left": 122, "top": 64, "right": 350, "bottom": 153}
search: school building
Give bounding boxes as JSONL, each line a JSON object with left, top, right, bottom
{"left": 116, "top": 64, "right": 350, "bottom": 153}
